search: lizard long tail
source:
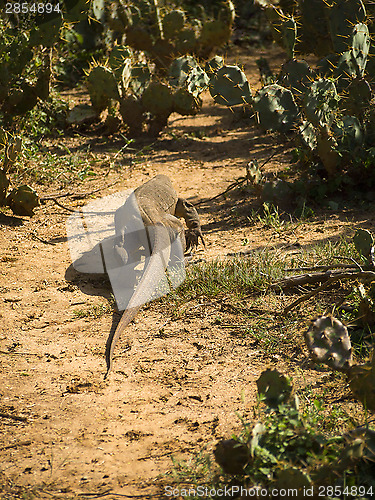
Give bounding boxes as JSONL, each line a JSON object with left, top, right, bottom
{"left": 104, "top": 223, "right": 172, "bottom": 379}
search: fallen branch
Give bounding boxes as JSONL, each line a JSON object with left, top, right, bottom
{"left": 272, "top": 269, "right": 375, "bottom": 291}
{"left": 40, "top": 180, "right": 120, "bottom": 202}
{"left": 195, "top": 176, "right": 247, "bottom": 207}
{"left": 282, "top": 270, "right": 375, "bottom": 314}
{"left": 283, "top": 263, "right": 358, "bottom": 272}
{"left": 46, "top": 198, "right": 76, "bottom": 212}
{"left": 30, "top": 231, "right": 57, "bottom": 245}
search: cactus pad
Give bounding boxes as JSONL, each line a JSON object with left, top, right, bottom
{"left": 299, "top": 121, "right": 317, "bottom": 151}
{"left": 175, "top": 27, "right": 199, "bottom": 55}
{"left": 6, "top": 185, "right": 39, "bottom": 216}
{"left": 276, "top": 468, "right": 312, "bottom": 490}
{"left": 186, "top": 67, "right": 209, "bottom": 97}
{"left": 108, "top": 46, "right": 133, "bottom": 80}
{"left": 169, "top": 56, "right": 198, "bottom": 88}
{"left": 87, "top": 66, "right": 120, "bottom": 112}
{"left": 129, "top": 63, "right": 151, "bottom": 97}
{"left": 173, "top": 89, "right": 202, "bottom": 116}
{"left": 351, "top": 23, "right": 370, "bottom": 77}
{"left": 125, "top": 27, "right": 153, "bottom": 52}
{"left": 256, "top": 369, "right": 293, "bottom": 408}
{"left": 353, "top": 228, "right": 374, "bottom": 258}
{"left": 333, "top": 116, "right": 363, "bottom": 151}
{"left": 199, "top": 20, "right": 231, "bottom": 58}
{"left": 119, "top": 95, "right": 144, "bottom": 137}
{"left": 205, "top": 56, "right": 224, "bottom": 78}
{"left": 253, "top": 84, "right": 299, "bottom": 133}
{"left": 281, "top": 17, "right": 297, "bottom": 60}
{"left": 303, "top": 79, "right": 339, "bottom": 127}
{"left": 328, "top": 1, "right": 366, "bottom": 54}
{"left": 345, "top": 78, "right": 371, "bottom": 116}
{"left": 209, "top": 65, "right": 252, "bottom": 107}
{"left": 266, "top": 8, "right": 297, "bottom": 59}
{"left": 278, "top": 59, "right": 312, "bottom": 97}
{"left": 162, "top": 10, "right": 186, "bottom": 40}
{"left": 304, "top": 316, "right": 353, "bottom": 372}
{"left": 0, "top": 170, "right": 10, "bottom": 206}
{"left": 347, "top": 356, "right": 375, "bottom": 412}
{"left": 141, "top": 82, "right": 174, "bottom": 117}
{"left": 29, "top": 13, "right": 62, "bottom": 47}
{"left": 214, "top": 439, "right": 250, "bottom": 475}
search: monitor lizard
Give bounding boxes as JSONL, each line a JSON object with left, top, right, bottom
{"left": 104, "top": 174, "right": 204, "bottom": 378}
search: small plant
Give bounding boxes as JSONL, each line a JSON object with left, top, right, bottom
{"left": 0, "top": 133, "right": 39, "bottom": 216}
{"left": 73, "top": 303, "right": 111, "bottom": 319}
{"left": 256, "top": 202, "right": 286, "bottom": 230}
{"left": 171, "top": 369, "right": 375, "bottom": 498}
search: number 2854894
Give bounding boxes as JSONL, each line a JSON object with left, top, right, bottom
{"left": 5, "top": 3, "right": 61, "bottom": 14}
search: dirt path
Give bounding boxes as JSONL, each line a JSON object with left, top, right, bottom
{"left": 0, "top": 46, "right": 369, "bottom": 499}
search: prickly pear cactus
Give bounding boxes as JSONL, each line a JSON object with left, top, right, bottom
{"left": 198, "top": 19, "right": 232, "bottom": 59}
{"left": 304, "top": 316, "right": 353, "bottom": 372}
{"left": 282, "top": 17, "right": 297, "bottom": 60}
{"left": 276, "top": 468, "right": 312, "bottom": 490}
{"left": 0, "top": 170, "right": 9, "bottom": 206}
{"left": 29, "top": 12, "right": 62, "bottom": 47}
{"left": 328, "top": 1, "right": 366, "bottom": 54}
{"left": 266, "top": 9, "right": 297, "bottom": 59}
{"left": 162, "top": 10, "right": 186, "bottom": 40}
{"left": 351, "top": 23, "right": 370, "bottom": 77}
{"left": 316, "top": 125, "right": 341, "bottom": 175}
{"left": 332, "top": 115, "right": 363, "bottom": 152}
{"left": 108, "top": 46, "right": 133, "bottom": 80}
{"left": 126, "top": 26, "right": 153, "bottom": 52}
{"left": 119, "top": 95, "right": 144, "bottom": 137}
{"left": 214, "top": 438, "right": 250, "bottom": 475}
{"left": 344, "top": 78, "right": 371, "bottom": 117}
{"left": 347, "top": 355, "right": 375, "bottom": 412}
{"left": 209, "top": 65, "right": 252, "bottom": 107}
{"left": 186, "top": 67, "right": 209, "bottom": 97}
{"left": 87, "top": 66, "right": 120, "bottom": 113}
{"left": 322, "top": 23, "right": 371, "bottom": 85}
{"left": 6, "top": 185, "right": 39, "bottom": 216}
{"left": 299, "top": 121, "right": 317, "bottom": 151}
{"left": 253, "top": 84, "right": 299, "bottom": 133}
{"left": 175, "top": 25, "right": 200, "bottom": 55}
{"left": 173, "top": 88, "right": 202, "bottom": 116}
{"left": 63, "top": 0, "right": 90, "bottom": 23}
{"left": 129, "top": 63, "right": 151, "bottom": 98}
{"left": 205, "top": 56, "right": 224, "bottom": 78}
{"left": 278, "top": 59, "right": 313, "bottom": 97}
{"left": 353, "top": 228, "right": 374, "bottom": 259}
{"left": 169, "top": 56, "right": 199, "bottom": 88}
{"left": 302, "top": 79, "right": 339, "bottom": 127}
{"left": 256, "top": 369, "right": 294, "bottom": 408}
{"left": 141, "top": 81, "right": 174, "bottom": 117}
